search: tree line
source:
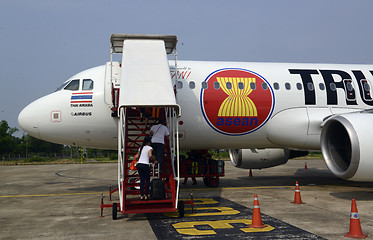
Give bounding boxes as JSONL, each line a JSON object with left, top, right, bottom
{"left": 0, "top": 120, "right": 116, "bottom": 161}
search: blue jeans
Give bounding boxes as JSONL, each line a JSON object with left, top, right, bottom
{"left": 137, "top": 163, "right": 150, "bottom": 196}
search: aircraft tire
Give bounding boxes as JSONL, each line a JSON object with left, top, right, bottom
{"left": 112, "top": 202, "right": 118, "bottom": 220}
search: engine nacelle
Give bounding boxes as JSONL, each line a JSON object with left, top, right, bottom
{"left": 229, "top": 148, "right": 291, "bottom": 169}
{"left": 321, "top": 112, "right": 373, "bottom": 181}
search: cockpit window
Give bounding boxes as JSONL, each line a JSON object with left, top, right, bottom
{"left": 82, "top": 79, "right": 94, "bottom": 90}
{"left": 55, "top": 81, "right": 69, "bottom": 91}
{"left": 64, "top": 79, "right": 80, "bottom": 91}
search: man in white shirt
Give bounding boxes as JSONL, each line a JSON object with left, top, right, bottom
{"left": 150, "top": 119, "right": 169, "bottom": 174}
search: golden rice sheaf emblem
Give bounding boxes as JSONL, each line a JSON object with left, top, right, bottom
{"left": 216, "top": 77, "right": 257, "bottom": 117}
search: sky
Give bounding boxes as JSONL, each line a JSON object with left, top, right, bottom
{"left": 1, "top": 0, "right": 373, "bottom": 136}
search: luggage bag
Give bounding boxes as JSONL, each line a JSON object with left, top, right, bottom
{"left": 150, "top": 178, "right": 165, "bottom": 200}
{"left": 217, "top": 160, "right": 224, "bottom": 174}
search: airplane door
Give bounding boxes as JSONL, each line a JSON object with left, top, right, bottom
{"left": 104, "top": 62, "right": 121, "bottom": 105}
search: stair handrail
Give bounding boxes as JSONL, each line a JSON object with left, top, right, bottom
{"left": 117, "top": 107, "right": 126, "bottom": 211}
{"left": 166, "top": 107, "right": 180, "bottom": 208}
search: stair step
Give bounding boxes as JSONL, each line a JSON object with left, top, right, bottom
{"left": 127, "top": 133, "right": 148, "bottom": 137}
{"left": 126, "top": 139, "right": 145, "bottom": 143}
{"left": 127, "top": 128, "right": 148, "bottom": 131}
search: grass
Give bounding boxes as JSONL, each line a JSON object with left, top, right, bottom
{"left": 296, "top": 151, "right": 323, "bottom": 159}
{"left": 0, "top": 151, "right": 323, "bottom": 165}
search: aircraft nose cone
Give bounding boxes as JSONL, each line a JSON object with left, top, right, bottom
{"left": 18, "top": 103, "right": 40, "bottom": 138}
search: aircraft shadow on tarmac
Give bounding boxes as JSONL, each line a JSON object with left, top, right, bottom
{"left": 217, "top": 168, "right": 348, "bottom": 188}
{"left": 180, "top": 167, "right": 373, "bottom": 202}
{"left": 330, "top": 191, "right": 373, "bottom": 200}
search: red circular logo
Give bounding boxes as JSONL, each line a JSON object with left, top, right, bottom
{"left": 201, "top": 69, "right": 274, "bottom": 135}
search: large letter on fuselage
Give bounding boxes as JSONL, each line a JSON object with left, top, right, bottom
{"left": 319, "top": 70, "right": 357, "bottom": 105}
{"left": 289, "top": 69, "right": 318, "bottom": 105}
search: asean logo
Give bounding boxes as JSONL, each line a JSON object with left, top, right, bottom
{"left": 200, "top": 68, "right": 275, "bottom": 136}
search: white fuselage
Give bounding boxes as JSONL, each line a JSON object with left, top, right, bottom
{"left": 19, "top": 60, "right": 372, "bottom": 150}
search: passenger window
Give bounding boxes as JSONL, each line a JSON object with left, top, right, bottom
{"left": 307, "top": 82, "right": 314, "bottom": 91}
{"left": 346, "top": 82, "right": 353, "bottom": 91}
{"left": 238, "top": 82, "right": 244, "bottom": 90}
{"left": 189, "top": 81, "right": 195, "bottom": 89}
{"left": 285, "top": 82, "right": 291, "bottom": 90}
{"left": 296, "top": 83, "right": 302, "bottom": 90}
{"left": 330, "top": 83, "right": 336, "bottom": 91}
{"left": 250, "top": 82, "right": 256, "bottom": 90}
{"left": 364, "top": 81, "right": 370, "bottom": 91}
{"left": 261, "top": 82, "right": 268, "bottom": 90}
{"left": 202, "top": 82, "right": 208, "bottom": 89}
{"left": 64, "top": 79, "right": 80, "bottom": 91}
{"left": 361, "top": 79, "right": 372, "bottom": 101}
{"left": 82, "top": 79, "right": 94, "bottom": 90}
{"left": 177, "top": 81, "right": 183, "bottom": 89}
{"left": 226, "top": 82, "right": 232, "bottom": 90}
{"left": 319, "top": 83, "right": 325, "bottom": 91}
{"left": 344, "top": 79, "right": 355, "bottom": 101}
{"left": 214, "top": 82, "right": 220, "bottom": 90}
{"left": 274, "top": 82, "right": 280, "bottom": 90}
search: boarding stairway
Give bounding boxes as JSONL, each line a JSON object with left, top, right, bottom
{"left": 116, "top": 107, "right": 178, "bottom": 214}
{"left": 110, "top": 34, "right": 181, "bottom": 217}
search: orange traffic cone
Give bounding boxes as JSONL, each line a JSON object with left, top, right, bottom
{"left": 247, "top": 194, "right": 267, "bottom": 228}
{"left": 249, "top": 169, "right": 253, "bottom": 177}
{"left": 344, "top": 199, "right": 368, "bottom": 239}
{"left": 290, "top": 181, "right": 305, "bottom": 204}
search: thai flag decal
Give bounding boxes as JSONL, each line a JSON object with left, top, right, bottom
{"left": 70, "top": 92, "right": 93, "bottom": 103}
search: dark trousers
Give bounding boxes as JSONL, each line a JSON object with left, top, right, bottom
{"left": 137, "top": 163, "right": 150, "bottom": 196}
{"left": 152, "top": 143, "right": 164, "bottom": 173}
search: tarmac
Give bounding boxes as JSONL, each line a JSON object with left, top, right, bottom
{"left": 0, "top": 159, "right": 372, "bottom": 239}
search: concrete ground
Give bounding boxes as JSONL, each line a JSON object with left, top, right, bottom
{"left": 0, "top": 159, "right": 372, "bottom": 239}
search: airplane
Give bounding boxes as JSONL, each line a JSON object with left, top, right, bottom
{"left": 18, "top": 34, "right": 373, "bottom": 183}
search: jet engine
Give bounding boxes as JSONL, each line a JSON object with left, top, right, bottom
{"left": 229, "top": 148, "right": 308, "bottom": 169}
{"left": 321, "top": 112, "right": 373, "bottom": 181}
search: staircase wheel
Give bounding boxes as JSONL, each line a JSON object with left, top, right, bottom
{"left": 178, "top": 201, "right": 185, "bottom": 218}
{"left": 209, "top": 177, "right": 219, "bottom": 187}
{"left": 112, "top": 202, "right": 118, "bottom": 220}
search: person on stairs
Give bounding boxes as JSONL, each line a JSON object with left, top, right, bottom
{"left": 135, "top": 136, "right": 155, "bottom": 201}
{"left": 150, "top": 118, "right": 169, "bottom": 175}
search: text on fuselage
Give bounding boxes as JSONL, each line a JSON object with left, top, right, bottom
{"left": 289, "top": 69, "right": 373, "bottom": 105}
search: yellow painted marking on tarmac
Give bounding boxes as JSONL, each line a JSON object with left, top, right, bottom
{"left": 0, "top": 192, "right": 103, "bottom": 198}
{"left": 241, "top": 225, "right": 275, "bottom": 232}
{"left": 174, "top": 221, "right": 217, "bottom": 236}
{"left": 173, "top": 219, "right": 274, "bottom": 235}
{"left": 164, "top": 206, "right": 240, "bottom": 217}
{"left": 179, "top": 198, "right": 218, "bottom": 205}
{"left": 176, "top": 228, "right": 216, "bottom": 236}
